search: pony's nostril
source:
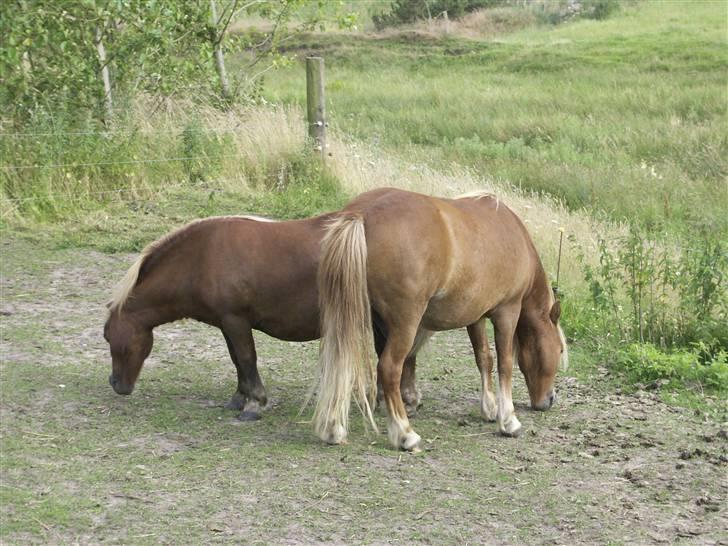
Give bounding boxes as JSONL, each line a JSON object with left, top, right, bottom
{"left": 549, "top": 392, "right": 556, "bottom": 407}
{"left": 109, "top": 374, "right": 116, "bottom": 387}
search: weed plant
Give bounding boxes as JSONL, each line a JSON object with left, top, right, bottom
{"left": 573, "top": 226, "right": 727, "bottom": 350}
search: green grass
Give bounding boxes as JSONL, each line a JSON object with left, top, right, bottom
{"left": 258, "top": 0, "right": 727, "bottom": 236}
{"left": 5, "top": 168, "right": 349, "bottom": 254}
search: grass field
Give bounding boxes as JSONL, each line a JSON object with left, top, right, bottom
{"left": 2, "top": 1, "right": 727, "bottom": 542}
{"left": 259, "top": 0, "right": 727, "bottom": 236}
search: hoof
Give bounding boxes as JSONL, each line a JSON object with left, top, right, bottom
{"left": 320, "top": 424, "right": 347, "bottom": 445}
{"left": 498, "top": 415, "right": 523, "bottom": 438}
{"left": 225, "top": 398, "right": 245, "bottom": 411}
{"left": 500, "top": 426, "right": 523, "bottom": 438}
{"left": 481, "top": 393, "right": 497, "bottom": 422}
{"left": 238, "top": 411, "right": 261, "bottom": 421}
{"left": 405, "top": 404, "right": 418, "bottom": 418}
{"left": 400, "top": 431, "right": 422, "bottom": 452}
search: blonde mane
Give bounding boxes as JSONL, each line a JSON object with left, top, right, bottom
{"left": 107, "top": 215, "right": 277, "bottom": 314}
{"left": 455, "top": 189, "right": 500, "bottom": 210}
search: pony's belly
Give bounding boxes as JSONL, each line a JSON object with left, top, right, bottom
{"left": 421, "top": 295, "right": 488, "bottom": 331}
{"left": 256, "top": 319, "right": 320, "bottom": 342}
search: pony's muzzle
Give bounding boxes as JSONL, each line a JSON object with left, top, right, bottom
{"left": 532, "top": 390, "right": 556, "bottom": 411}
{"left": 109, "top": 374, "right": 134, "bottom": 395}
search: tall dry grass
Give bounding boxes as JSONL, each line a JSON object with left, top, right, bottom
{"left": 327, "top": 132, "right": 623, "bottom": 291}
{"left": 1, "top": 98, "right": 619, "bottom": 294}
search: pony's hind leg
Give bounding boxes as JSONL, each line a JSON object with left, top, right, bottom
{"left": 379, "top": 323, "right": 422, "bottom": 451}
{"left": 467, "top": 318, "right": 497, "bottom": 422}
{"left": 222, "top": 318, "right": 267, "bottom": 421}
{"left": 374, "top": 318, "right": 420, "bottom": 418}
{"left": 491, "top": 306, "right": 522, "bottom": 437}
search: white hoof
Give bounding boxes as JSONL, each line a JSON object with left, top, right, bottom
{"left": 481, "top": 393, "right": 497, "bottom": 422}
{"left": 400, "top": 431, "right": 422, "bottom": 451}
{"left": 499, "top": 414, "right": 522, "bottom": 438}
{"left": 320, "top": 424, "right": 347, "bottom": 445}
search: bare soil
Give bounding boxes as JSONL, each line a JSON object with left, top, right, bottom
{"left": 1, "top": 236, "right": 726, "bottom": 544}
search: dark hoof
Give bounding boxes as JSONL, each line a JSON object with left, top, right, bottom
{"left": 238, "top": 411, "right": 261, "bottom": 422}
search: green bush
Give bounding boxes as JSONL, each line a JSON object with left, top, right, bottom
{"left": 245, "top": 152, "right": 349, "bottom": 218}
{"left": 611, "top": 342, "right": 728, "bottom": 393}
{"left": 532, "top": 0, "right": 622, "bottom": 25}
{"left": 573, "top": 225, "right": 727, "bottom": 353}
{"left": 372, "top": 0, "right": 504, "bottom": 29}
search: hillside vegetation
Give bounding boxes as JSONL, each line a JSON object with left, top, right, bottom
{"left": 2, "top": 0, "right": 726, "bottom": 392}
{"left": 260, "top": 1, "right": 727, "bottom": 237}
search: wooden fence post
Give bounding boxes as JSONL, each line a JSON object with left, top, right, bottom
{"left": 306, "top": 57, "right": 326, "bottom": 160}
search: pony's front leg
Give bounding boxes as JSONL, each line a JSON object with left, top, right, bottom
{"left": 491, "top": 308, "right": 522, "bottom": 437}
{"left": 379, "top": 325, "right": 421, "bottom": 451}
{"left": 467, "top": 318, "right": 497, "bottom": 422}
{"left": 222, "top": 332, "right": 246, "bottom": 410}
{"left": 222, "top": 319, "right": 267, "bottom": 421}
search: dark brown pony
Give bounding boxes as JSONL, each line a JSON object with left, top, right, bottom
{"left": 313, "top": 188, "right": 568, "bottom": 450}
{"left": 104, "top": 214, "right": 422, "bottom": 420}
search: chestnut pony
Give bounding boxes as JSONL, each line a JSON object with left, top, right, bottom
{"left": 313, "top": 188, "right": 568, "bottom": 450}
{"left": 104, "top": 214, "right": 422, "bottom": 421}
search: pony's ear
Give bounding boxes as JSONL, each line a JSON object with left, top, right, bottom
{"left": 549, "top": 300, "right": 561, "bottom": 324}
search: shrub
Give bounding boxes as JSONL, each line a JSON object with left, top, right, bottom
{"left": 373, "top": 0, "right": 505, "bottom": 29}
{"left": 244, "top": 151, "right": 350, "bottom": 218}
{"left": 531, "top": 0, "right": 622, "bottom": 25}
{"left": 611, "top": 342, "right": 727, "bottom": 394}
{"left": 573, "top": 225, "right": 727, "bottom": 353}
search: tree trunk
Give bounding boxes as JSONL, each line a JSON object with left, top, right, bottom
{"left": 94, "top": 26, "right": 113, "bottom": 126}
{"left": 210, "top": 0, "right": 232, "bottom": 102}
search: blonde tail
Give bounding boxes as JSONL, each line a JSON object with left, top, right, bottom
{"left": 313, "top": 214, "right": 377, "bottom": 444}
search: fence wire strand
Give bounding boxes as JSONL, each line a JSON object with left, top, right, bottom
{"left": 0, "top": 128, "right": 247, "bottom": 138}
{"left": 1, "top": 152, "right": 252, "bottom": 171}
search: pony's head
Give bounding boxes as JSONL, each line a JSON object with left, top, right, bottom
{"left": 516, "top": 300, "right": 568, "bottom": 411}
{"left": 103, "top": 310, "right": 153, "bottom": 395}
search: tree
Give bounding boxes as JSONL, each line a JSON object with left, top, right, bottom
{"left": 0, "top": 1, "right": 355, "bottom": 125}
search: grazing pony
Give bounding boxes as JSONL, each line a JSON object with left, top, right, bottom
{"left": 313, "top": 188, "right": 568, "bottom": 450}
{"left": 104, "top": 214, "right": 422, "bottom": 420}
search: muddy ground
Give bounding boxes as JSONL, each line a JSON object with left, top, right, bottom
{"left": 1, "top": 236, "right": 726, "bottom": 544}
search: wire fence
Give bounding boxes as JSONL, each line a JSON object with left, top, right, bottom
{"left": 1, "top": 126, "right": 263, "bottom": 210}
{"left": 0, "top": 175, "right": 252, "bottom": 221}
{"left": 3, "top": 182, "right": 191, "bottom": 204}
{"left": 2, "top": 153, "right": 250, "bottom": 172}
{"left": 0, "top": 133, "right": 258, "bottom": 211}
{"left": 2, "top": 130, "right": 726, "bottom": 259}
{"left": 0, "top": 127, "right": 249, "bottom": 138}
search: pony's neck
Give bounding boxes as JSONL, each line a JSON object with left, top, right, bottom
{"left": 121, "top": 290, "right": 187, "bottom": 330}
{"left": 522, "top": 260, "right": 553, "bottom": 316}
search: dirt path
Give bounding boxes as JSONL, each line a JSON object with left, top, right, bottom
{"left": 1, "top": 236, "right": 726, "bottom": 544}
